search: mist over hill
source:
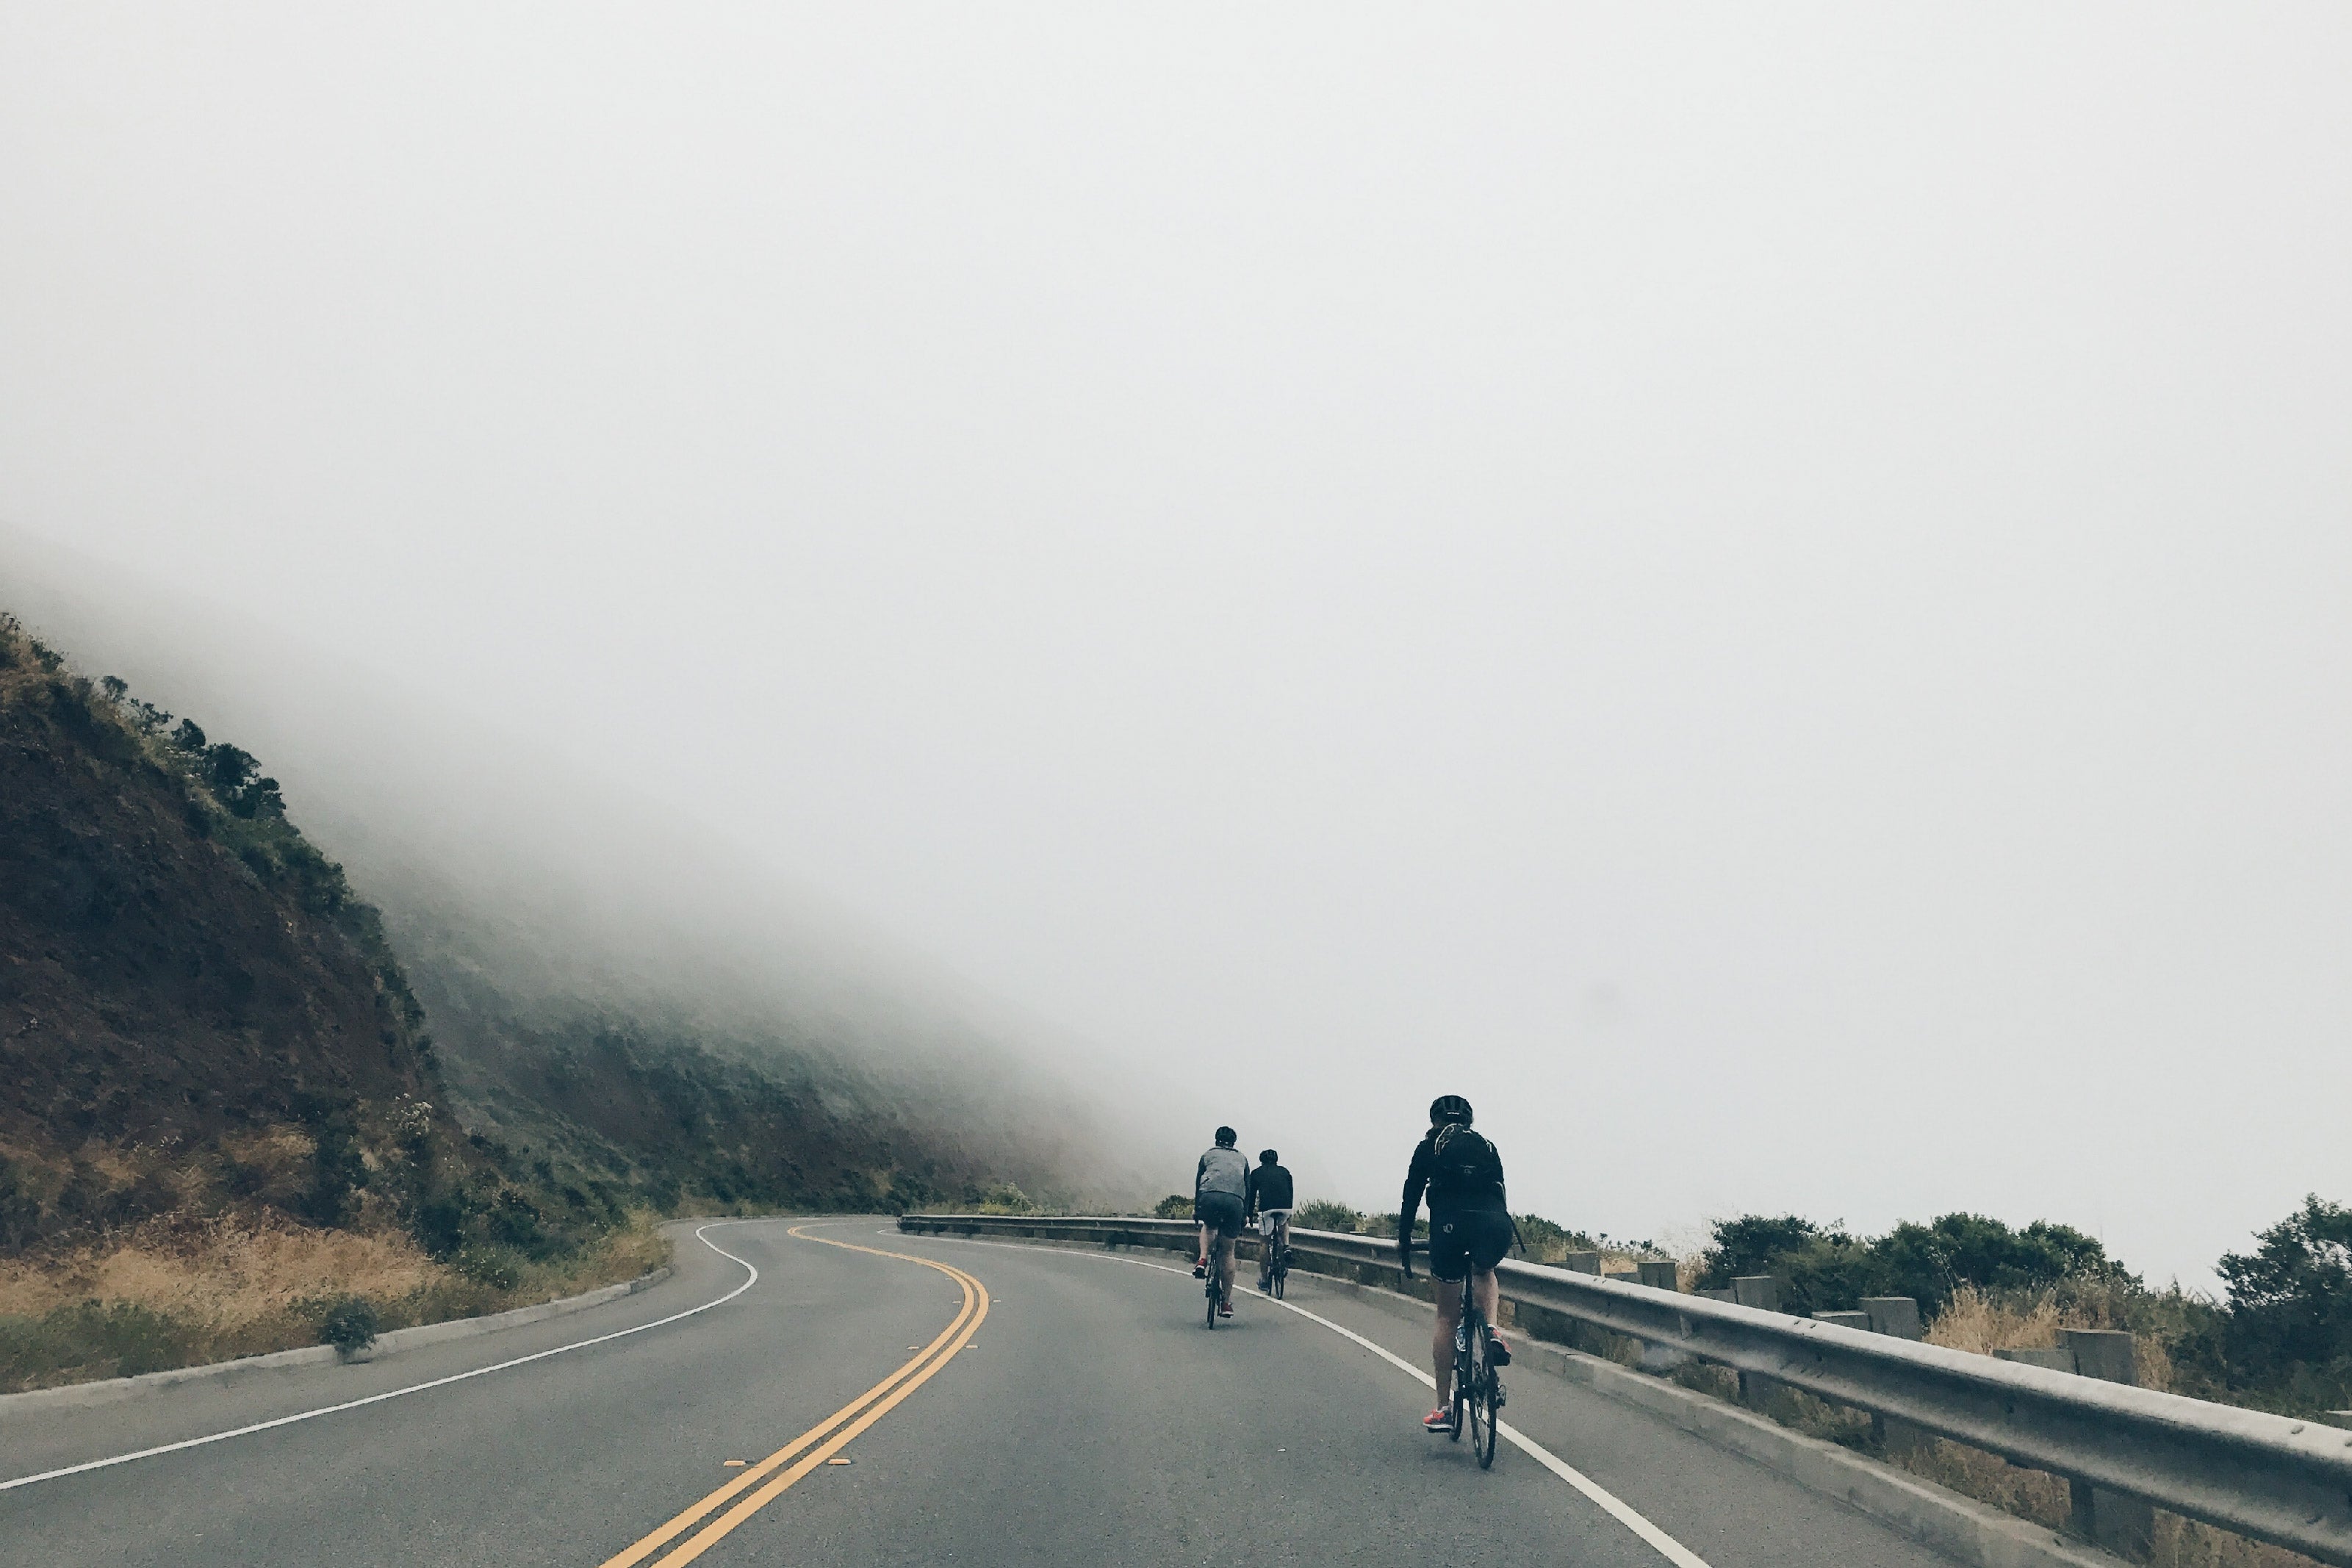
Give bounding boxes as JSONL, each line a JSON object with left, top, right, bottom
{"left": 0, "top": 537, "right": 1173, "bottom": 1231}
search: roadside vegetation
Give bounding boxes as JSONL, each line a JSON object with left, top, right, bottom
{"left": 1683, "top": 1198, "right": 2351, "bottom": 1420}
{"left": 0, "top": 1211, "right": 666, "bottom": 1393}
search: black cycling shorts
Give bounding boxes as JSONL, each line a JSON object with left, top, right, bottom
{"left": 1430, "top": 1209, "right": 1514, "bottom": 1281}
{"left": 1195, "top": 1191, "right": 1245, "bottom": 1241}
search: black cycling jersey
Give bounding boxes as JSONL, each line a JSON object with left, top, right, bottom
{"left": 1400, "top": 1123, "right": 1508, "bottom": 1238}
{"left": 1246, "top": 1162, "right": 1293, "bottom": 1216}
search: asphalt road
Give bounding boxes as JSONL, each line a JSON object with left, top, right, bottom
{"left": 1, "top": 1219, "right": 1966, "bottom": 1567}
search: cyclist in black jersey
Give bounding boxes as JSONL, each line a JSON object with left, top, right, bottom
{"left": 1245, "top": 1150, "right": 1293, "bottom": 1293}
{"left": 1398, "top": 1093, "right": 1515, "bottom": 1431}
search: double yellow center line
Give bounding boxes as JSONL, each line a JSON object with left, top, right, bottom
{"left": 597, "top": 1223, "right": 990, "bottom": 1568}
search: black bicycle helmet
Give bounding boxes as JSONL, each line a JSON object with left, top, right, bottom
{"left": 1259, "top": 1148, "right": 1279, "bottom": 1165}
{"left": 1428, "top": 1094, "right": 1473, "bottom": 1126}
{"left": 1215, "top": 1126, "right": 1237, "bottom": 1146}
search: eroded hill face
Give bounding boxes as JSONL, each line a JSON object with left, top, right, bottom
{"left": 0, "top": 618, "right": 445, "bottom": 1248}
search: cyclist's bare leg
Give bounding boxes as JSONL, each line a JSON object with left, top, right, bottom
{"left": 1213, "top": 1231, "right": 1237, "bottom": 1305}
{"left": 1472, "top": 1267, "right": 1500, "bottom": 1330}
{"left": 1196, "top": 1221, "right": 1209, "bottom": 1267}
{"left": 1431, "top": 1280, "right": 1463, "bottom": 1405}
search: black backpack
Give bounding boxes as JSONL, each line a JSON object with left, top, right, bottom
{"left": 1428, "top": 1124, "right": 1505, "bottom": 1208}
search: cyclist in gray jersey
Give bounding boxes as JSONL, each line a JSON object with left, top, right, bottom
{"left": 1192, "top": 1126, "right": 1251, "bottom": 1317}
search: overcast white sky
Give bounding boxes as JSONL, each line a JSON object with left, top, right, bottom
{"left": 4, "top": 5, "right": 2348, "bottom": 1284}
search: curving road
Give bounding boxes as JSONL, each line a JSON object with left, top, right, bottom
{"left": 1, "top": 1219, "right": 1965, "bottom": 1567}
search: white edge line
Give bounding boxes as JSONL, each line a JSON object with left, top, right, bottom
{"left": 892, "top": 1229, "right": 1713, "bottom": 1568}
{"left": 1, "top": 1220, "right": 768, "bottom": 1493}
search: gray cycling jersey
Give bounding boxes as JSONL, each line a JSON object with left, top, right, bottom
{"left": 1195, "top": 1146, "right": 1251, "bottom": 1198}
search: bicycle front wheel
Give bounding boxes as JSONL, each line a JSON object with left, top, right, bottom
{"left": 1470, "top": 1338, "right": 1500, "bottom": 1467}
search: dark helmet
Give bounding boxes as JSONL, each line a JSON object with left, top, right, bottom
{"left": 1259, "top": 1149, "right": 1279, "bottom": 1165}
{"left": 1215, "top": 1126, "right": 1237, "bottom": 1147}
{"left": 1429, "top": 1094, "right": 1473, "bottom": 1127}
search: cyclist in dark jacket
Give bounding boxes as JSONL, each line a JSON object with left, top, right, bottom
{"left": 1399, "top": 1094, "right": 1514, "bottom": 1430}
{"left": 1245, "top": 1150, "right": 1294, "bottom": 1293}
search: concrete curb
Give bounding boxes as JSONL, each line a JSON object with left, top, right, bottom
{"left": 0, "top": 1265, "right": 674, "bottom": 1420}
{"left": 1294, "top": 1271, "right": 2126, "bottom": 1568}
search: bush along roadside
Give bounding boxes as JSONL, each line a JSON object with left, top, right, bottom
{"left": 1683, "top": 1199, "right": 2351, "bottom": 1422}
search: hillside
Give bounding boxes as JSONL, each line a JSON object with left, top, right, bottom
{"left": 0, "top": 614, "right": 450, "bottom": 1246}
{"left": 0, "top": 609, "right": 1106, "bottom": 1386}
{"left": 378, "top": 877, "right": 1106, "bottom": 1220}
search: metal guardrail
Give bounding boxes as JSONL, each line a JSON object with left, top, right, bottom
{"left": 900, "top": 1213, "right": 2352, "bottom": 1565}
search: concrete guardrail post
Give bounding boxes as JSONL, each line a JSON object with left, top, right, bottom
{"left": 2062, "top": 1330, "right": 2154, "bottom": 1560}
{"left": 1563, "top": 1250, "right": 1601, "bottom": 1275}
{"left": 1813, "top": 1311, "right": 1873, "bottom": 1331}
{"left": 1857, "top": 1298, "right": 1927, "bottom": 1453}
{"left": 1859, "top": 1298, "right": 1921, "bottom": 1339}
{"left": 1731, "top": 1279, "right": 1783, "bottom": 1405}
{"left": 1615, "top": 1262, "right": 1689, "bottom": 1371}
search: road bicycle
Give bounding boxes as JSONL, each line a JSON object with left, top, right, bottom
{"left": 1256, "top": 1223, "right": 1292, "bottom": 1299}
{"left": 1450, "top": 1261, "right": 1505, "bottom": 1467}
{"left": 1203, "top": 1240, "right": 1235, "bottom": 1327}
{"left": 1410, "top": 1237, "right": 1506, "bottom": 1467}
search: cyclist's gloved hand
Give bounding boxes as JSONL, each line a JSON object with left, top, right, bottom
{"left": 1396, "top": 1238, "right": 1412, "bottom": 1280}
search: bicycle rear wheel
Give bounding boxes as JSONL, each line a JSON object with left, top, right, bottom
{"left": 1470, "top": 1333, "right": 1500, "bottom": 1467}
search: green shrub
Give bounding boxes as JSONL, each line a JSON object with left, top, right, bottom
{"left": 1697, "top": 1215, "right": 1824, "bottom": 1289}
{"left": 1153, "top": 1193, "right": 1194, "bottom": 1220}
{"left": 2218, "top": 1195, "right": 2352, "bottom": 1411}
{"left": 456, "top": 1247, "right": 523, "bottom": 1291}
{"left": 1513, "top": 1212, "right": 1597, "bottom": 1264}
{"left": 977, "top": 1182, "right": 1035, "bottom": 1215}
{"left": 1292, "top": 1199, "right": 1363, "bottom": 1233}
{"left": 1696, "top": 1212, "right": 2137, "bottom": 1317}
{"left": 317, "top": 1298, "right": 380, "bottom": 1355}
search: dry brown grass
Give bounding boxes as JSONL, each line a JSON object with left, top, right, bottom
{"left": 1926, "top": 1282, "right": 2179, "bottom": 1394}
{"left": 1, "top": 1215, "right": 425, "bottom": 1315}
{"left": 0, "top": 1212, "right": 671, "bottom": 1392}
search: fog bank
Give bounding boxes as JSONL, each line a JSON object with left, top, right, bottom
{"left": 4, "top": 6, "right": 2350, "bottom": 1281}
